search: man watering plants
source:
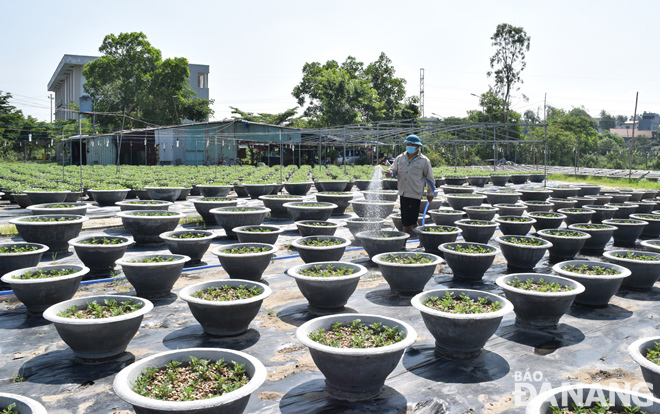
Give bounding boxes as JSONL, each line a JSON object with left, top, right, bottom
{"left": 385, "top": 135, "right": 435, "bottom": 237}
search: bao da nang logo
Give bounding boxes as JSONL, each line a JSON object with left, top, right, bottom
{"left": 513, "top": 370, "right": 654, "bottom": 407}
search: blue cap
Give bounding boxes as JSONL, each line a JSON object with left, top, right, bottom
{"left": 403, "top": 134, "right": 423, "bottom": 147}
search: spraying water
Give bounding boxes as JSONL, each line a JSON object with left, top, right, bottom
{"left": 367, "top": 165, "right": 384, "bottom": 192}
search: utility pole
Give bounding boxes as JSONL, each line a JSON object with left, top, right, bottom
{"left": 48, "top": 94, "right": 54, "bottom": 123}
{"left": 629, "top": 92, "right": 639, "bottom": 181}
{"left": 419, "top": 68, "right": 425, "bottom": 118}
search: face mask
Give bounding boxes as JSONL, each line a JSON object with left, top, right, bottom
{"left": 406, "top": 146, "right": 417, "bottom": 154}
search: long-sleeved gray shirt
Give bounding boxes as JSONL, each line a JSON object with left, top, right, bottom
{"left": 387, "top": 153, "right": 435, "bottom": 199}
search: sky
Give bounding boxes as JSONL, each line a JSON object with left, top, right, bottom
{"left": 2, "top": 0, "right": 658, "bottom": 124}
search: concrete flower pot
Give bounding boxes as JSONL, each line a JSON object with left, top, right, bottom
{"left": 12, "top": 193, "right": 33, "bottom": 208}
{"left": 233, "top": 225, "right": 284, "bottom": 244}
{"left": 536, "top": 229, "right": 590, "bottom": 261}
{"left": 495, "top": 216, "right": 536, "bottom": 236}
{"left": 1, "top": 265, "right": 89, "bottom": 315}
{"left": 522, "top": 201, "right": 554, "bottom": 212}
{"left": 548, "top": 197, "right": 577, "bottom": 211}
{"left": 430, "top": 209, "right": 466, "bottom": 226}
{"left": 621, "top": 189, "right": 645, "bottom": 202}
{"left": 641, "top": 239, "right": 660, "bottom": 254}
{"left": 191, "top": 197, "right": 239, "bottom": 224}
{"left": 291, "top": 236, "right": 351, "bottom": 263}
{"left": 444, "top": 176, "right": 467, "bottom": 186}
{"left": 441, "top": 185, "right": 475, "bottom": 194}
{"left": 159, "top": 230, "right": 215, "bottom": 265}
{"left": 114, "top": 347, "right": 266, "bottom": 414}
{"left": 548, "top": 186, "right": 580, "bottom": 198}
{"left": 628, "top": 200, "right": 656, "bottom": 214}
{"left": 116, "top": 254, "right": 190, "bottom": 298}
{"left": 604, "top": 250, "right": 660, "bottom": 290}
{"left": 495, "top": 203, "right": 527, "bottom": 216}
{"left": 467, "top": 176, "right": 489, "bottom": 187}
{"left": 603, "top": 192, "right": 631, "bottom": 203}
{"left": 567, "top": 196, "right": 597, "bottom": 208}
{"left": 315, "top": 192, "right": 354, "bottom": 216}
{"left": 445, "top": 194, "right": 486, "bottom": 210}
{"left": 418, "top": 198, "right": 444, "bottom": 213}
{"left": 568, "top": 223, "right": 617, "bottom": 254}
{"left": 144, "top": 187, "right": 184, "bottom": 202}
{"left": 489, "top": 175, "right": 511, "bottom": 186}
{"left": 179, "top": 279, "right": 271, "bottom": 336}
{"left": 528, "top": 212, "right": 566, "bottom": 232}
{"left": 87, "top": 189, "right": 130, "bottom": 206}
{"left": 557, "top": 208, "right": 595, "bottom": 225}
{"left": 349, "top": 200, "right": 396, "bottom": 219}
{"left": 582, "top": 204, "right": 617, "bottom": 223}
{"left": 197, "top": 185, "right": 231, "bottom": 197}
{"left": 353, "top": 180, "right": 372, "bottom": 191}
{"left": 24, "top": 190, "right": 70, "bottom": 204}
{"left": 209, "top": 206, "right": 270, "bottom": 238}
{"left": 483, "top": 190, "right": 521, "bottom": 205}
{"left": 356, "top": 230, "right": 409, "bottom": 260}
{"left": 439, "top": 242, "right": 499, "bottom": 281}
{"left": 43, "top": 294, "right": 153, "bottom": 361}
{"left": 592, "top": 195, "right": 613, "bottom": 205}
{"left": 315, "top": 181, "right": 349, "bottom": 192}
{"left": 414, "top": 225, "right": 461, "bottom": 255}
{"left": 510, "top": 174, "right": 529, "bottom": 184}
{"left": 362, "top": 190, "right": 399, "bottom": 202}
{"left": 629, "top": 337, "right": 660, "bottom": 399}
{"left": 134, "top": 189, "right": 152, "bottom": 200}
{"left": 295, "top": 220, "right": 340, "bottom": 237}
{"left": 495, "top": 235, "right": 552, "bottom": 270}
{"left": 345, "top": 218, "right": 385, "bottom": 242}
{"left": 0, "top": 242, "right": 48, "bottom": 279}
{"left": 576, "top": 185, "right": 601, "bottom": 196}
{"left": 283, "top": 202, "right": 337, "bottom": 221}
{"left": 373, "top": 252, "right": 442, "bottom": 297}
{"left": 411, "top": 288, "right": 513, "bottom": 359}
{"left": 389, "top": 213, "right": 429, "bottom": 231}
{"left": 233, "top": 184, "right": 249, "bottom": 198}
{"left": 69, "top": 235, "right": 134, "bottom": 278}
{"left": 552, "top": 260, "right": 631, "bottom": 307}
{"left": 117, "top": 210, "right": 183, "bottom": 246}
{"left": 607, "top": 202, "right": 639, "bottom": 219}
{"left": 602, "top": 218, "right": 647, "bottom": 247}
{"left": 27, "top": 202, "right": 88, "bottom": 216}
{"left": 643, "top": 190, "right": 659, "bottom": 200}
{"left": 284, "top": 182, "right": 313, "bottom": 196}
{"left": 0, "top": 393, "right": 47, "bottom": 414}
{"left": 259, "top": 195, "right": 304, "bottom": 218}
{"left": 464, "top": 206, "right": 498, "bottom": 220}
{"left": 296, "top": 313, "right": 416, "bottom": 401}
{"left": 496, "top": 273, "right": 584, "bottom": 330}
{"left": 176, "top": 187, "right": 191, "bottom": 200}
{"left": 211, "top": 243, "right": 275, "bottom": 281}
{"left": 382, "top": 178, "right": 399, "bottom": 190}
{"left": 10, "top": 214, "right": 88, "bottom": 253}
{"left": 286, "top": 261, "right": 367, "bottom": 312}
{"left": 245, "top": 183, "right": 274, "bottom": 198}
{"left": 269, "top": 183, "right": 284, "bottom": 194}
{"left": 455, "top": 219, "right": 497, "bottom": 243}
{"left": 116, "top": 200, "right": 173, "bottom": 212}
{"left": 528, "top": 173, "right": 546, "bottom": 183}
{"left": 518, "top": 188, "right": 552, "bottom": 201}
{"left": 631, "top": 213, "right": 660, "bottom": 238}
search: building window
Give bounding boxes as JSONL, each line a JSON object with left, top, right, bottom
{"left": 198, "top": 73, "right": 207, "bottom": 89}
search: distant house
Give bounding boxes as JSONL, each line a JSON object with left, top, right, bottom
{"left": 47, "top": 54, "right": 209, "bottom": 121}
{"left": 609, "top": 112, "right": 658, "bottom": 140}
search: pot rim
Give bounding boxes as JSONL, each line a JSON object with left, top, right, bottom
{"left": 602, "top": 218, "right": 648, "bottom": 226}
{"left": 116, "top": 200, "right": 173, "bottom": 206}
{"left": 631, "top": 214, "right": 660, "bottom": 222}
{"left": 259, "top": 195, "right": 304, "bottom": 200}
{"left": 116, "top": 254, "right": 191, "bottom": 267}
{"left": 413, "top": 225, "right": 461, "bottom": 235}
{"left": 43, "top": 294, "right": 153, "bottom": 325}
{"left": 464, "top": 206, "right": 499, "bottom": 211}
{"left": 552, "top": 260, "right": 631, "bottom": 280}
{"left": 355, "top": 230, "right": 409, "bottom": 241}
{"left": 9, "top": 214, "right": 89, "bottom": 226}
{"left": 24, "top": 190, "right": 71, "bottom": 194}
{"left": 1, "top": 264, "right": 90, "bottom": 285}
{"left": 345, "top": 217, "right": 386, "bottom": 224}
{"left": 291, "top": 236, "right": 351, "bottom": 250}
{"left": 284, "top": 181, "right": 314, "bottom": 185}
{"left": 287, "top": 261, "right": 367, "bottom": 282}
{"left": 349, "top": 200, "right": 396, "bottom": 206}
{"left": 208, "top": 206, "right": 270, "bottom": 215}
{"left": 144, "top": 186, "right": 187, "bottom": 190}
{"left": 568, "top": 223, "right": 618, "bottom": 231}
{"left": 372, "top": 251, "right": 443, "bottom": 268}
{"left": 211, "top": 243, "right": 276, "bottom": 258}
{"left": 603, "top": 250, "right": 660, "bottom": 264}
{"left": 27, "top": 202, "right": 88, "bottom": 210}
{"left": 87, "top": 188, "right": 131, "bottom": 193}
{"left": 527, "top": 212, "right": 567, "bottom": 219}
{"left": 411, "top": 288, "right": 514, "bottom": 320}
{"left": 315, "top": 192, "right": 354, "bottom": 197}
{"left": 179, "top": 279, "right": 272, "bottom": 306}
{"left": 629, "top": 336, "right": 660, "bottom": 374}
{"left": 640, "top": 239, "right": 660, "bottom": 251}
{"left": 454, "top": 219, "right": 497, "bottom": 227}
{"left": 431, "top": 209, "right": 467, "bottom": 215}
{"left": 0, "top": 242, "right": 49, "bottom": 257}
{"left": 295, "top": 220, "right": 340, "bottom": 228}
{"left": 482, "top": 190, "right": 522, "bottom": 196}
{"left": 69, "top": 235, "right": 134, "bottom": 248}
{"left": 495, "top": 216, "right": 537, "bottom": 224}
{"left": 536, "top": 229, "right": 591, "bottom": 240}
{"left": 557, "top": 208, "right": 596, "bottom": 214}
{"left": 243, "top": 183, "right": 277, "bottom": 187}
{"left": 195, "top": 184, "right": 232, "bottom": 188}
{"left": 445, "top": 193, "right": 486, "bottom": 199}
{"left": 439, "top": 242, "right": 500, "bottom": 257}
{"left": 159, "top": 230, "right": 216, "bottom": 241}
{"left": 522, "top": 201, "right": 554, "bottom": 206}
{"left": 582, "top": 204, "right": 617, "bottom": 210}
{"left": 0, "top": 392, "right": 47, "bottom": 414}
{"left": 495, "top": 235, "right": 553, "bottom": 249}
{"left": 116, "top": 210, "right": 184, "bottom": 219}
{"left": 232, "top": 225, "right": 284, "bottom": 234}
{"left": 495, "top": 273, "right": 586, "bottom": 297}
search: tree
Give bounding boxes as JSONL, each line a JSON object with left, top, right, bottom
{"left": 487, "top": 23, "right": 531, "bottom": 123}
{"left": 615, "top": 115, "right": 628, "bottom": 127}
{"left": 599, "top": 110, "right": 616, "bottom": 130}
{"left": 364, "top": 52, "right": 407, "bottom": 120}
{"left": 229, "top": 106, "right": 299, "bottom": 126}
{"left": 0, "top": 91, "right": 24, "bottom": 143}
{"left": 83, "top": 32, "right": 214, "bottom": 130}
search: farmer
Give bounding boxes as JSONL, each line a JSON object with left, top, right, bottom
{"left": 385, "top": 135, "right": 435, "bottom": 237}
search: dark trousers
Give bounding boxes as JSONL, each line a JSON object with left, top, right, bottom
{"left": 400, "top": 196, "right": 421, "bottom": 227}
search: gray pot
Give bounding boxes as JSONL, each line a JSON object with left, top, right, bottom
{"left": 197, "top": 185, "right": 231, "bottom": 197}
{"left": 441, "top": 185, "right": 475, "bottom": 194}
{"left": 583, "top": 204, "right": 617, "bottom": 223}
{"left": 296, "top": 313, "right": 416, "bottom": 401}
{"left": 291, "top": 236, "right": 350, "bottom": 263}
{"left": 489, "top": 175, "right": 511, "bottom": 186}
{"left": 212, "top": 243, "right": 275, "bottom": 281}
{"left": 233, "top": 225, "right": 284, "bottom": 244}
{"left": 643, "top": 190, "right": 659, "bottom": 200}
{"left": 116, "top": 200, "right": 173, "bottom": 211}
{"left": 24, "top": 190, "right": 70, "bottom": 204}
{"left": 0, "top": 242, "right": 48, "bottom": 282}
{"left": 283, "top": 202, "right": 337, "bottom": 221}
{"left": 43, "top": 294, "right": 153, "bottom": 360}
{"left": 117, "top": 211, "right": 183, "bottom": 246}
{"left": 464, "top": 206, "right": 498, "bottom": 220}
{"left": 233, "top": 184, "right": 249, "bottom": 198}
{"left": 568, "top": 223, "right": 617, "bottom": 254}
{"left": 528, "top": 173, "right": 546, "bottom": 183}
{"left": 159, "top": 230, "right": 215, "bottom": 265}
{"left": 354, "top": 180, "right": 372, "bottom": 191}
{"left": 641, "top": 239, "right": 660, "bottom": 254}
{"left": 603, "top": 192, "right": 631, "bottom": 203}
{"left": 496, "top": 273, "right": 584, "bottom": 330}
{"left": 1, "top": 265, "right": 89, "bottom": 315}
{"left": 179, "top": 279, "right": 271, "bottom": 336}
{"left": 176, "top": 187, "right": 191, "bottom": 201}
{"left": 548, "top": 198, "right": 577, "bottom": 211}
{"left": 209, "top": 206, "right": 270, "bottom": 238}
{"left": 557, "top": 208, "right": 595, "bottom": 225}
{"left": 9, "top": 214, "right": 88, "bottom": 253}
{"left": 389, "top": 213, "right": 430, "bottom": 232}
{"left": 495, "top": 235, "right": 552, "bottom": 270}
{"left": 495, "top": 216, "right": 536, "bottom": 236}
{"left": 467, "top": 176, "right": 489, "bottom": 187}
{"left": 356, "top": 230, "right": 409, "bottom": 260}
{"left": 429, "top": 209, "right": 466, "bottom": 226}
{"left": 259, "top": 195, "right": 304, "bottom": 218}
{"left": 629, "top": 337, "right": 660, "bottom": 399}
{"left": 145, "top": 187, "right": 183, "bottom": 202}
{"left": 607, "top": 203, "right": 638, "bottom": 219}
{"left": 536, "top": 229, "right": 591, "bottom": 261}
{"left": 0, "top": 393, "right": 47, "bottom": 414}
{"left": 113, "top": 347, "right": 266, "bottom": 414}
{"left": 414, "top": 225, "right": 461, "bottom": 254}
{"left": 382, "top": 179, "right": 398, "bottom": 190}
{"left": 629, "top": 200, "right": 657, "bottom": 214}
{"left": 567, "top": 196, "right": 597, "bottom": 208}
{"left": 316, "top": 192, "right": 354, "bottom": 216}
{"left": 191, "top": 197, "right": 239, "bottom": 224}
{"left": 445, "top": 194, "right": 486, "bottom": 210}
{"left": 418, "top": 198, "right": 444, "bottom": 213}
{"left": 12, "top": 193, "right": 33, "bottom": 208}
{"left": 27, "top": 202, "right": 88, "bottom": 216}
{"left": 603, "top": 218, "right": 647, "bottom": 247}
{"left": 631, "top": 214, "right": 660, "bottom": 238}
{"left": 522, "top": 201, "right": 554, "bottom": 212}
{"left": 295, "top": 220, "right": 340, "bottom": 237}
{"left": 604, "top": 250, "right": 660, "bottom": 290}
{"left": 87, "top": 189, "right": 130, "bottom": 206}
{"left": 444, "top": 176, "right": 467, "bottom": 186}
{"left": 316, "top": 181, "right": 349, "bottom": 192}
{"left": 345, "top": 218, "right": 385, "bottom": 242}
{"left": 454, "top": 219, "right": 497, "bottom": 243}
{"left": 411, "top": 289, "right": 513, "bottom": 359}
{"left": 439, "top": 242, "right": 499, "bottom": 281}
{"left": 518, "top": 188, "right": 552, "bottom": 201}
{"left": 269, "top": 183, "right": 284, "bottom": 195}
{"left": 284, "top": 182, "right": 313, "bottom": 196}
{"left": 576, "top": 185, "right": 601, "bottom": 196}
{"left": 66, "top": 191, "right": 84, "bottom": 202}
{"left": 134, "top": 189, "right": 152, "bottom": 200}
{"left": 510, "top": 174, "right": 529, "bottom": 184}
{"left": 244, "top": 184, "right": 275, "bottom": 199}
{"left": 528, "top": 212, "right": 566, "bottom": 231}
{"left": 592, "top": 195, "right": 613, "bottom": 205}
{"left": 552, "top": 260, "right": 630, "bottom": 307}
{"left": 548, "top": 186, "right": 580, "bottom": 198}
{"left": 69, "top": 235, "right": 134, "bottom": 278}
{"left": 373, "top": 252, "right": 442, "bottom": 296}
{"left": 287, "top": 261, "right": 367, "bottom": 312}
{"left": 349, "top": 200, "right": 396, "bottom": 219}
{"left": 116, "top": 254, "right": 190, "bottom": 298}
{"left": 495, "top": 203, "right": 527, "bottom": 216}
{"left": 483, "top": 190, "right": 521, "bottom": 205}
{"left": 621, "top": 190, "right": 645, "bottom": 202}
{"left": 362, "top": 190, "right": 399, "bottom": 202}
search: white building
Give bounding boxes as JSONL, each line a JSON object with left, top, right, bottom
{"left": 47, "top": 54, "right": 210, "bottom": 120}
